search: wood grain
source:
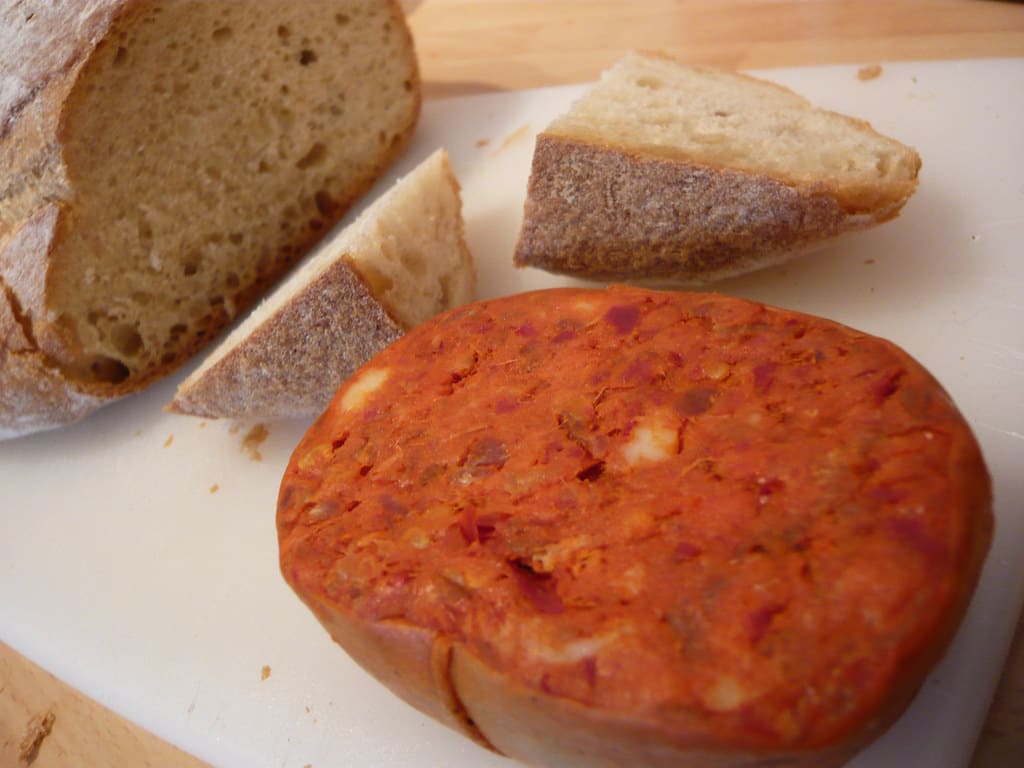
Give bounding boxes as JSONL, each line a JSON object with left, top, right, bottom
{"left": 0, "top": 641, "right": 206, "bottom": 767}
{"left": 407, "top": 0, "right": 1024, "bottom": 98}
{"left": 2, "top": 1, "right": 1022, "bottom": 766}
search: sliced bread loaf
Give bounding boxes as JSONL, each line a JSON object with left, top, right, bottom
{"left": 0, "top": 0, "right": 420, "bottom": 439}
{"left": 168, "top": 148, "right": 474, "bottom": 421}
{"left": 513, "top": 51, "right": 921, "bottom": 283}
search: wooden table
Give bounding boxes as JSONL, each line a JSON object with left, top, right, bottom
{"left": 2, "top": 1, "right": 1023, "bottom": 765}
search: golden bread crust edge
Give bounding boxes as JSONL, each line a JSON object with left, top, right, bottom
{"left": 513, "top": 133, "right": 917, "bottom": 283}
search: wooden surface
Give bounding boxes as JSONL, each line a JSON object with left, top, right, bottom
{"left": 2, "top": 1, "right": 1023, "bottom": 766}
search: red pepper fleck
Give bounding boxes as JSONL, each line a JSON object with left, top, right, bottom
{"left": 749, "top": 603, "right": 786, "bottom": 644}
{"left": 604, "top": 304, "right": 641, "bottom": 335}
{"left": 677, "top": 387, "right": 718, "bottom": 416}
{"left": 753, "top": 363, "right": 777, "bottom": 392}
{"left": 511, "top": 560, "right": 564, "bottom": 614}
{"left": 673, "top": 542, "right": 703, "bottom": 561}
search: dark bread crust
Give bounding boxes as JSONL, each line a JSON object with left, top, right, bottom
{"left": 166, "top": 260, "right": 404, "bottom": 420}
{"left": 278, "top": 286, "right": 992, "bottom": 768}
{"left": 513, "top": 133, "right": 914, "bottom": 283}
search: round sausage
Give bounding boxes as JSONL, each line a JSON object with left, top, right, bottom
{"left": 278, "top": 286, "right": 992, "bottom": 768}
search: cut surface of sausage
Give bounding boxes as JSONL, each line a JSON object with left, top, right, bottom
{"left": 278, "top": 286, "right": 991, "bottom": 763}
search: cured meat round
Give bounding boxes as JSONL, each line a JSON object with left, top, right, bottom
{"left": 278, "top": 286, "right": 991, "bottom": 768}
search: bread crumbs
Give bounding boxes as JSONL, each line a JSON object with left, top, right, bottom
{"left": 241, "top": 424, "right": 269, "bottom": 461}
{"left": 493, "top": 123, "right": 531, "bottom": 156}
{"left": 209, "top": 484, "right": 220, "bottom": 494}
{"left": 475, "top": 138, "right": 490, "bottom": 148}
{"left": 163, "top": 434, "right": 174, "bottom": 447}
{"left": 261, "top": 665, "right": 271, "bottom": 680}
{"left": 19, "top": 709, "right": 55, "bottom": 763}
{"left": 857, "top": 64, "right": 882, "bottom": 81}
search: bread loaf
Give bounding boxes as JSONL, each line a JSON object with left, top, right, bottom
{"left": 513, "top": 52, "right": 921, "bottom": 283}
{"left": 168, "top": 148, "right": 474, "bottom": 420}
{"left": 0, "top": 0, "right": 420, "bottom": 439}
{"left": 278, "top": 285, "right": 991, "bottom": 768}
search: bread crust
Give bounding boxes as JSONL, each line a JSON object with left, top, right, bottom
{"left": 0, "top": 0, "right": 421, "bottom": 438}
{"left": 278, "top": 286, "right": 992, "bottom": 768}
{"left": 514, "top": 134, "right": 896, "bottom": 283}
{"left": 0, "top": 205, "right": 110, "bottom": 437}
{"left": 167, "top": 260, "right": 404, "bottom": 420}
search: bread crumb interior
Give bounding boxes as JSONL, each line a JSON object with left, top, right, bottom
{"left": 50, "top": 0, "right": 415, "bottom": 385}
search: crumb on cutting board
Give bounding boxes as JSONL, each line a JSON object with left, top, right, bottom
{"left": 864, "top": 258, "right": 876, "bottom": 265}
{"left": 163, "top": 434, "right": 174, "bottom": 448}
{"left": 241, "top": 424, "right": 269, "bottom": 462}
{"left": 209, "top": 483, "right": 220, "bottom": 494}
{"left": 475, "top": 138, "right": 490, "bottom": 148}
{"left": 493, "top": 123, "right": 531, "bottom": 156}
{"left": 19, "top": 709, "right": 55, "bottom": 764}
{"left": 857, "top": 64, "right": 882, "bottom": 81}
{"left": 261, "top": 664, "right": 272, "bottom": 681}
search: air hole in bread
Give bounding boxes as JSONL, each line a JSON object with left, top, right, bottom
{"left": 335, "top": 13, "right": 350, "bottom": 26}
{"left": 295, "top": 142, "right": 327, "bottom": 169}
{"left": 358, "top": 264, "right": 393, "bottom": 295}
{"left": 137, "top": 216, "right": 153, "bottom": 244}
{"left": 438, "top": 273, "right": 455, "bottom": 306}
{"left": 226, "top": 272, "right": 240, "bottom": 289}
{"left": 228, "top": 232, "right": 244, "bottom": 245}
{"left": 399, "top": 250, "right": 426, "bottom": 277}
{"left": 277, "top": 24, "right": 290, "bottom": 40}
{"left": 714, "top": 109, "right": 731, "bottom": 117}
{"left": 636, "top": 76, "right": 662, "bottom": 89}
{"left": 111, "top": 324, "right": 143, "bottom": 356}
{"left": 212, "top": 26, "right": 232, "bottom": 42}
{"left": 314, "top": 189, "right": 336, "bottom": 217}
{"left": 169, "top": 323, "right": 188, "bottom": 337}
{"left": 88, "top": 355, "right": 131, "bottom": 384}
{"left": 299, "top": 49, "right": 317, "bottom": 66}
{"left": 182, "top": 255, "right": 200, "bottom": 277}
{"left": 113, "top": 46, "right": 128, "bottom": 67}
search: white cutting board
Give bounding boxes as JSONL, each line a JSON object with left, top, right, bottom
{"left": 2, "top": 58, "right": 1022, "bottom": 768}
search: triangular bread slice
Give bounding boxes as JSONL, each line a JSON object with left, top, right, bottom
{"left": 168, "top": 149, "right": 474, "bottom": 420}
{"left": 513, "top": 51, "right": 921, "bottom": 283}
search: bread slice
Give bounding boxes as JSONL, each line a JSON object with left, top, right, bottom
{"left": 167, "top": 149, "right": 474, "bottom": 421}
{"left": 513, "top": 51, "right": 922, "bottom": 283}
{"left": 0, "top": 0, "right": 420, "bottom": 439}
